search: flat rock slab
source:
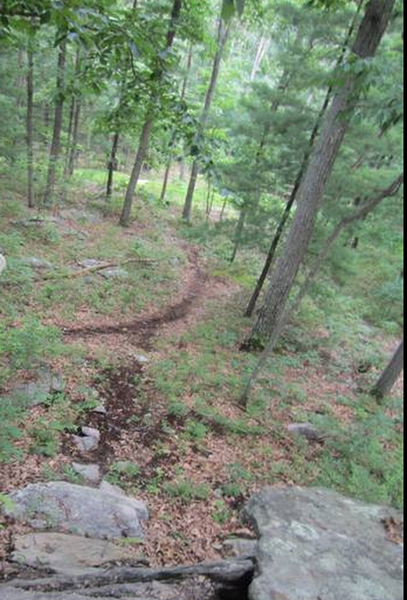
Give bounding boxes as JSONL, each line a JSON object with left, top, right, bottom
{"left": 12, "top": 533, "right": 134, "bottom": 575}
{"left": 8, "top": 368, "right": 64, "bottom": 408}
{"left": 4, "top": 482, "right": 149, "bottom": 540}
{"left": 246, "top": 486, "right": 404, "bottom": 600}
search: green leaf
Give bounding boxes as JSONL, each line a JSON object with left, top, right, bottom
{"left": 221, "top": 0, "right": 235, "bottom": 22}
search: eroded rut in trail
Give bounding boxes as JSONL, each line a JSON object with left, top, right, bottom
{"left": 63, "top": 248, "right": 208, "bottom": 349}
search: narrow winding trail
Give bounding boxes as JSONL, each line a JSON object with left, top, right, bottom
{"left": 61, "top": 246, "right": 230, "bottom": 349}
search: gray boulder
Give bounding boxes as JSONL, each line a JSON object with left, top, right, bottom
{"left": 20, "top": 257, "right": 53, "bottom": 270}
{"left": 72, "top": 427, "right": 101, "bottom": 453}
{"left": 9, "top": 368, "right": 64, "bottom": 408}
{"left": 287, "top": 423, "right": 325, "bottom": 442}
{"left": 71, "top": 463, "right": 101, "bottom": 484}
{"left": 4, "top": 482, "right": 149, "bottom": 540}
{"left": 246, "top": 486, "right": 404, "bottom": 600}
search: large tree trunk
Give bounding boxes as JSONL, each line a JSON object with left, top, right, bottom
{"left": 249, "top": 0, "right": 396, "bottom": 347}
{"left": 241, "top": 173, "right": 404, "bottom": 404}
{"left": 120, "top": 0, "right": 183, "bottom": 227}
{"left": 119, "top": 117, "right": 154, "bottom": 226}
{"left": 44, "top": 38, "right": 67, "bottom": 205}
{"left": 182, "top": 20, "right": 231, "bottom": 221}
{"left": 372, "top": 340, "right": 404, "bottom": 400}
{"left": 245, "top": 0, "right": 365, "bottom": 318}
{"left": 26, "top": 41, "right": 34, "bottom": 208}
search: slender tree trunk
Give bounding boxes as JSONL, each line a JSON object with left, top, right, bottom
{"left": 160, "top": 44, "right": 193, "bottom": 203}
{"left": 120, "top": 0, "right": 183, "bottom": 227}
{"left": 182, "top": 20, "right": 232, "bottom": 221}
{"left": 248, "top": 0, "right": 396, "bottom": 347}
{"left": 250, "top": 36, "right": 270, "bottom": 81}
{"left": 64, "top": 48, "right": 81, "bottom": 177}
{"left": 241, "top": 172, "right": 404, "bottom": 403}
{"left": 372, "top": 340, "right": 404, "bottom": 400}
{"left": 160, "top": 159, "right": 172, "bottom": 203}
{"left": 44, "top": 38, "right": 67, "bottom": 205}
{"left": 245, "top": 0, "right": 365, "bottom": 318}
{"left": 26, "top": 40, "right": 35, "bottom": 208}
{"left": 230, "top": 206, "right": 248, "bottom": 263}
{"left": 106, "top": 132, "right": 120, "bottom": 201}
{"left": 105, "top": 0, "right": 138, "bottom": 199}
{"left": 68, "top": 96, "right": 81, "bottom": 176}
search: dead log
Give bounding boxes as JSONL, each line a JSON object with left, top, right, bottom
{"left": 13, "top": 559, "right": 255, "bottom": 593}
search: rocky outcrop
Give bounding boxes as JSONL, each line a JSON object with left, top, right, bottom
{"left": 246, "top": 486, "right": 404, "bottom": 600}
{"left": 4, "top": 481, "right": 149, "bottom": 540}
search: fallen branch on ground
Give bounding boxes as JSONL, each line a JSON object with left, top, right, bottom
{"left": 37, "top": 258, "right": 156, "bottom": 282}
{"left": 13, "top": 558, "right": 255, "bottom": 593}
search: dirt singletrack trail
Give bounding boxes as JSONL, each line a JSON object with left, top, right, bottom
{"left": 61, "top": 245, "right": 232, "bottom": 349}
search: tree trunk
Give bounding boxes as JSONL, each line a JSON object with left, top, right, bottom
{"left": 249, "top": 0, "right": 396, "bottom": 347}
{"left": 120, "top": 0, "right": 183, "bottom": 227}
{"left": 372, "top": 340, "right": 404, "bottom": 400}
{"left": 67, "top": 96, "right": 81, "bottom": 176}
{"left": 44, "top": 38, "right": 67, "bottom": 205}
{"left": 64, "top": 49, "right": 81, "bottom": 177}
{"left": 244, "top": 0, "right": 365, "bottom": 318}
{"left": 120, "top": 117, "right": 154, "bottom": 226}
{"left": 160, "top": 159, "right": 172, "bottom": 203}
{"left": 230, "top": 205, "right": 247, "bottom": 263}
{"left": 26, "top": 40, "right": 34, "bottom": 208}
{"left": 241, "top": 173, "right": 404, "bottom": 404}
{"left": 106, "top": 132, "right": 120, "bottom": 201}
{"left": 182, "top": 20, "right": 232, "bottom": 221}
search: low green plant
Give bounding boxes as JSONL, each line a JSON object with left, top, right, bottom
{"left": 164, "top": 479, "right": 211, "bottom": 503}
{"left": 184, "top": 419, "right": 209, "bottom": 442}
{"left": 213, "top": 500, "right": 232, "bottom": 524}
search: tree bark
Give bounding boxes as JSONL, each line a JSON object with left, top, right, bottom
{"left": 44, "top": 38, "right": 67, "bottom": 205}
{"left": 244, "top": 0, "right": 365, "bottom": 318}
{"left": 241, "top": 173, "right": 404, "bottom": 404}
{"left": 67, "top": 95, "right": 81, "bottom": 176}
{"left": 106, "top": 132, "right": 120, "bottom": 201}
{"left": 120, "top": 0, "right": 183, "bottom": 227}
{"left": 182, "top": 20, "right": 232, "bottom": 221}
{"left": 372, "top": 340, "right": 404, "bottom": 400}
{"left": 249, "top": 0, "right": 396, "bottom": 346}
{"left": 26, "top": 39, "right": 35, "bottom": 208}
{"left": 64, "top": 49, "right": 81, "bottom": 177}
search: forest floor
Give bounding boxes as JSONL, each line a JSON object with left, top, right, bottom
{"left": 0, "top": 170, "right": 403, "bottom": 574}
